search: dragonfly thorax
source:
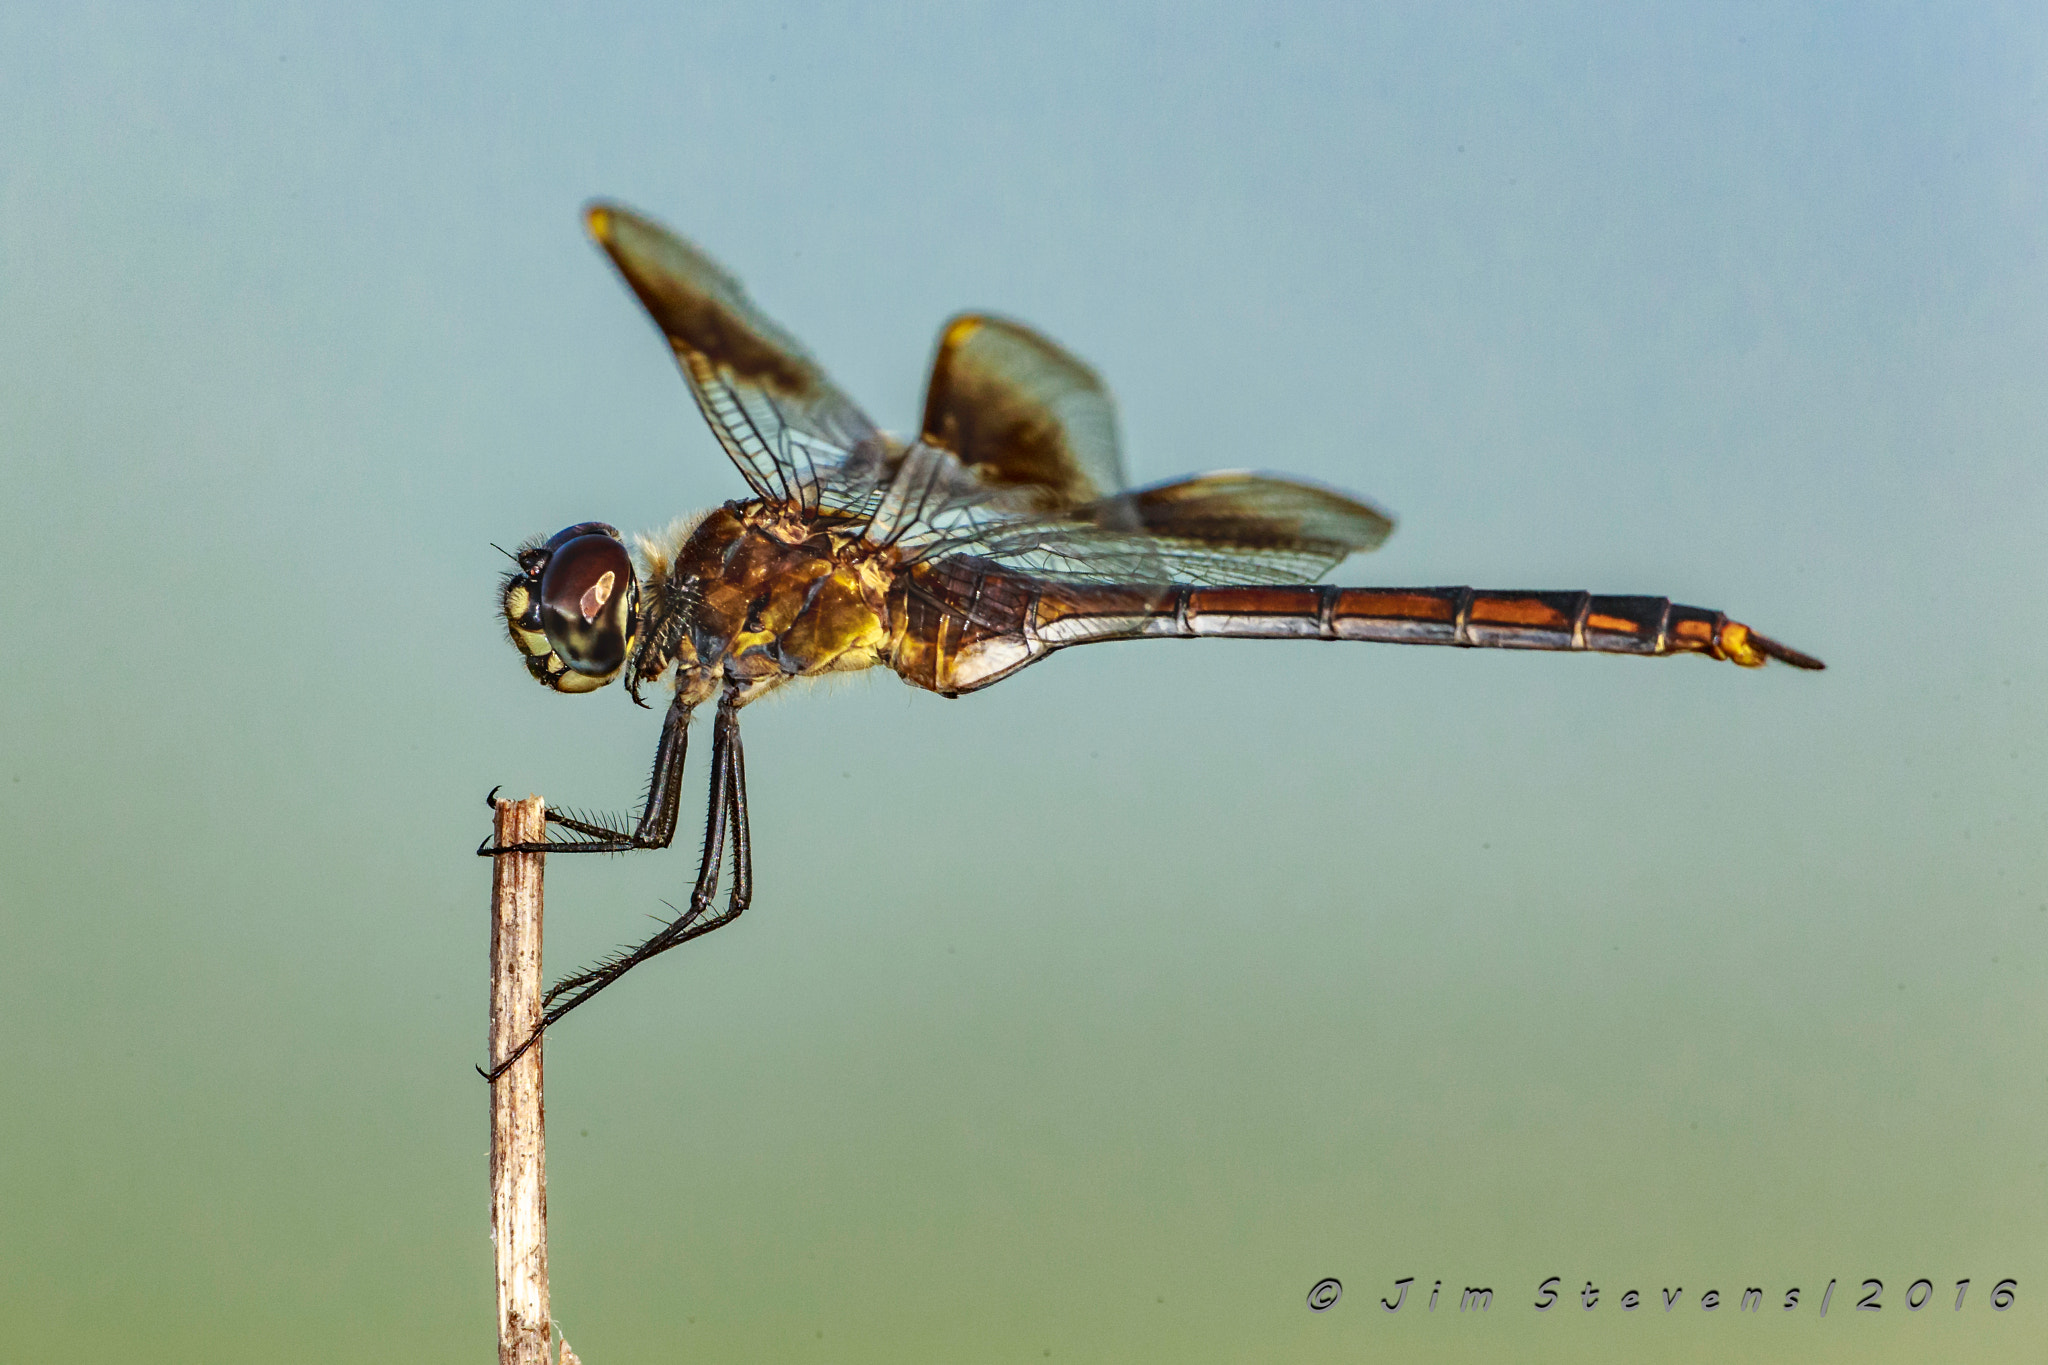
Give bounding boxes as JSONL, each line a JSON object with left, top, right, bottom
{"left": 631, "top": 501, "right": 896, "bottom": 710}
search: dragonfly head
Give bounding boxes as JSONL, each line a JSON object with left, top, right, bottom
{"left": 500, "top": 522, "right": 641, "bottom": 693}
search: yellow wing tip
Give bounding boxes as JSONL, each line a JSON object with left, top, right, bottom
{"left": 940, "top": 314, "right": 985, "bottom": 352}
{"left": 585, "top": 203, "right": 616, "bottom": 243}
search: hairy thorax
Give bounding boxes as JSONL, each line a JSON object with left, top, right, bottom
{"left": 637, "top": 502, "right": 900, "bottom": 708}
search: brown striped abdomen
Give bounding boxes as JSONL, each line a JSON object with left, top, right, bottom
{"left": 888, "top": 562, "right": 1823, "bottom": 696}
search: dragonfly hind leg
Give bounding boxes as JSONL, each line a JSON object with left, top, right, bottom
{"left": 480, "top": 692, "right": 752, "bottom": 1082}
{"left": 476, "top": 699, "right": 692, "bottom": 856}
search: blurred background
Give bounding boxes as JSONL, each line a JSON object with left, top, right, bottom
{"left": 2, "top": 4, "right": 2043, "bottom": 1361}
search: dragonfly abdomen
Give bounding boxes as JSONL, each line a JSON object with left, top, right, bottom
{"left": 892, "top": 567, "right": 1822, "bottom": 697}
{"left": 1040, "top": 584, "right": 1821, "bottom": 669}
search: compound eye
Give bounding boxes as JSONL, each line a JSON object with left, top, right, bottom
{"left": 538, "top": 532, "right": 635, "bottom": 677}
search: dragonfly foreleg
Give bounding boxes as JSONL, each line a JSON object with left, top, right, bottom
{"left": 479, "top": 691, "right": 752, "bottom": 1082}
{"left": 476, "top": 698, "right": 692, "bottom": 856}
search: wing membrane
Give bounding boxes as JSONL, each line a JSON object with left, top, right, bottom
{"left": 918, "top": 471, "right": 1396, "bottom": 586}
{"left": 1097, "top": 470, "right": 1392, "bottom": 553}
{"left": 919, "top": 315, "right": 1126, "bottom": 510}
{"left": 586, "top": 203, "right": 892, "bottom": 512}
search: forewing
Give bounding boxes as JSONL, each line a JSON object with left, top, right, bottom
{"left": 586, "top": 202, "right": 891, "bottom": 512}
{"left": 851, "top": 315, "right": 1132, "bottom": 547}
{"left": 921, "top": 471, "right": 1396, "bottom": 586}
{"left": 919, "top": 315, "right": 1127, "bottom": 511}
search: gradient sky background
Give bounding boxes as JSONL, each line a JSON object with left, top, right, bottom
{"left": 3, "top": 4, "right": 2044, "bottom": 1362}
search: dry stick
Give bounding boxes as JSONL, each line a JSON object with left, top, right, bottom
{"left": 489, "top": 795, "right": 552, "bottom": 1365}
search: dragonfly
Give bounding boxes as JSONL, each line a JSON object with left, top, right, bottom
{"left": 481, "top": 201, "right": 1823, "bottom": 1079}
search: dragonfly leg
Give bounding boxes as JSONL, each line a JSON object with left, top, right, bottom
{"left": 480, "top": 690, "right": 753, "bottom": 1082}
{"left": 476, "top": 697, "right": 692, "bottom": 855}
